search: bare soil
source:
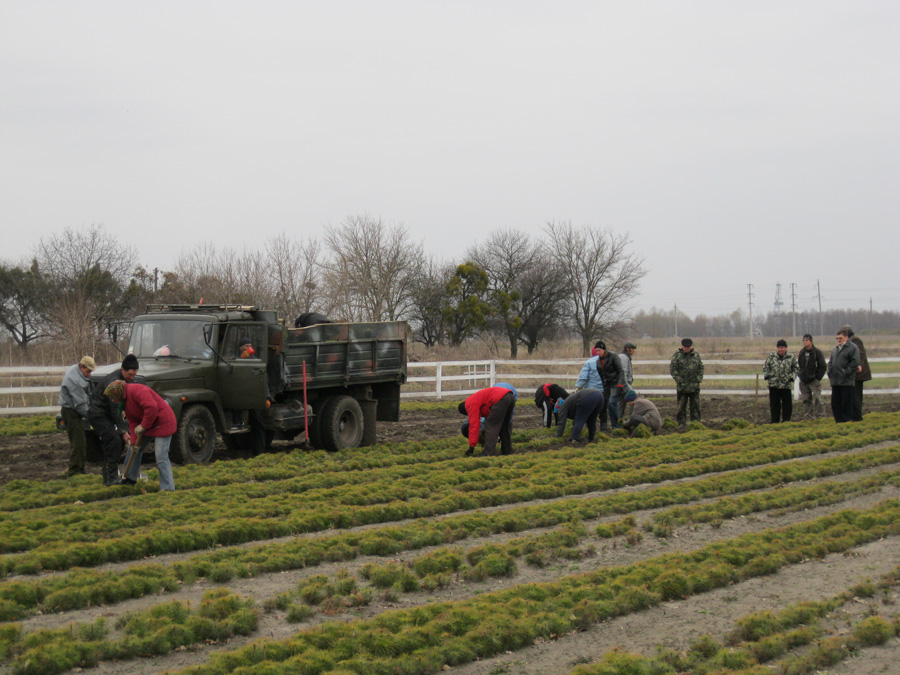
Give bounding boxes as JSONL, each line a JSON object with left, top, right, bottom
{"left": 3, "top": 394, "right": 898, "bottom": 486}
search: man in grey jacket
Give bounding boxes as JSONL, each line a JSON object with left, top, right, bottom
{"left": 827, "top": 328, "right": 861, "bottom": 424}
{"left": 58, "top": 356, "right": 96, "bottom": 476}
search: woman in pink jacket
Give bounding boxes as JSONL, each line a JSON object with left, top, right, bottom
{"left": 104, "top": 380, "right": 177, "bottom": 490}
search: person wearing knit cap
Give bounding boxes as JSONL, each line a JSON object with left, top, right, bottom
{"left": 104, "top": 380, "right": 177, "bottom": 490}
{"left": 87, "top": 354, "right": 142, "bottom": 486}
{"left": 575, "top": 340, "right": 623, "bottom": 432}
{"left": 58, "top": 356, "right": 96, "bottom": 476}
{"left": 669, "top": 338, "right": 704, "bottom": 430}
{"left": 841, "top": 325, "right": 872, "bottom": 421}
{"left": 621, "top": 390, "right": 662, "bottom": 436}
{"left": 763, "top": 339, "right": 800, "bottom": 423}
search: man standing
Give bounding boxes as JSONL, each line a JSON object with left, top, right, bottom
{"left": 797, "top": 334, "right": 827, "bottom": 420}
{"left": 610, "top": 342, "right": 637, "bottom": 428}
{"left": 87, "top": 354, "right": 140, "bottom": 486}
{"left": 842, "top": 325, "right": 871, "bottom": 421}
{"left": 621, "top": 390, "right": 662, "bottom": 436}
{"left": 827, "top": 328, "right": 861, "bottom": 424}
{"left": 575, "top": 340, "right": 623, "bottom": 432}
{"left": 458, "top": 385, "right": 516, "bottom": 456}
{"left": 58, "top": 356, "right": 95, "bottom": 476}
{"left": 669, "top": 338, "right": 704, "bottom": 430}
{"left": 763, "top": 339, "right": 800, "bottom": 423}
{"left": 554, "top": 388, "right": 605, "bottom": 443}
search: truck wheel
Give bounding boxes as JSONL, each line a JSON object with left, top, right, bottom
{"left": 320, "top": 395, "right": 364, "bottom": 452}
{"left": 171, "top": 405, "right": 217, "bottom": 464}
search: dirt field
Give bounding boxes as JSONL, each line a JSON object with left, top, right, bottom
{"left": 2, "top": 396, "right": 900, "bottom": 674}
{"left": 3, "top": 394, "right": 899, "bottom": 486}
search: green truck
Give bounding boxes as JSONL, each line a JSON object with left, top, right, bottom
{"left": 91, "top": 304, "right": 409, "bottom": 463}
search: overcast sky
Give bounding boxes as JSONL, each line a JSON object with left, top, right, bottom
{"left": 2, "top": 1, "right": 898, "bottom": 318}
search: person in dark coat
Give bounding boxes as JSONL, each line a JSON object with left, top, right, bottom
{"left": 575, "top": 340, "right": 623, "bottom": 432}
{"left": 104, "top": 380, "right": 177, "bottom": 490}
{"left": 797, "top": 334, "right": 827, "bottom": 420}
{"left": 459, "top": 386, "right": 516, "bottom": 456}
{"left": 827, "top": 327, "right": 861, "bottom": 424}
{"left": 554, "top": 388, "right": 605, "bottom": 442}
{"left": 87, "top": 354, "right": 141, "bottom": 486}
{"left": 534, "top": 383, "right": 569, "bottom": 428}
{"left": 842, "top": 325, "right": 872, "bottom": 421}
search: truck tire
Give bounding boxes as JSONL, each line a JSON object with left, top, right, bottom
{"left": 171, "top": 405, "right": 217, "bottom": 464}
{"left": 320, "top": 395, "right": 364, "bottom": 452}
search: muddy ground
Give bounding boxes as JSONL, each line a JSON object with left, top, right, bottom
{"left": 2, "top": 394, "right": 899, "bottom": 486}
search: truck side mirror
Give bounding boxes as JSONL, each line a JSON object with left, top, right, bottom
{"left": 203, "top": 324, "right": 213, "bottom": 345}
{"left": 108, "top": 323, "right": 118, "bottom": 343}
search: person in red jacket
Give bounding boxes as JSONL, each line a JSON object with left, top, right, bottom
{"left": 458, "top": 386, "right": 516, "bottom": 456}
{"left": 104, "top": 380, "right": 177, "bottom": 490}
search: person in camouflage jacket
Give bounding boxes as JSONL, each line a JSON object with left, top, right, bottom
{"left": 763, "top": 339, "right": 800, "bottom": 423}
{"left": 669, "top": 338, "right": 704, "bottom": 428}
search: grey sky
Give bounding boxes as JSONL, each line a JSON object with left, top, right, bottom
{"left": 2, "top": 1, "right": 898, "bottom": 318}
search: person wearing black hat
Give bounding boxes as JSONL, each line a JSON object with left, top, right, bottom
{"left": 575, "top": 340, "right": 624, "bottom": 433}
{"left": 763, "top": 339, "right": 800, "bottom": 423}
{"left": 87, "top": 354, "right": 143, "bottom": 485}
{"left": 841, "top": 325, "right": 871, "bottom": 421}
{"left": 610, "top": 342, "right": 637, "bottom": 429}
{"left": 669, "top": 338, "right": 704, "bottom": 430}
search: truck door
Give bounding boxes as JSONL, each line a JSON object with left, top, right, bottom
{"left": 217, "top": 323, "right": 268, "bottom": 410}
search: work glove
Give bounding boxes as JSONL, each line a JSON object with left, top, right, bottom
{"left": 135, "top": 425, "right": 145, "bottom": 435}
{"left": 465, "top": 445, "right": 476, "bottom": 457}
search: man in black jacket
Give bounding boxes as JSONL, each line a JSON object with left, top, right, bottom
{"left": 87, "top": 354, "right": 141, "bottom": 486}
{"left": 842, "top": 325, "right": 872, "bottom": 421}
{"left": 797, "top": 334, "right": 827, "bottom": 420}
{"left": 595, "top": 342, "right": 625, "bottom": 432}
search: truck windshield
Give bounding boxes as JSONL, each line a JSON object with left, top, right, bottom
{"left": 129, "top": 319, "right": 213, "bottom": 360}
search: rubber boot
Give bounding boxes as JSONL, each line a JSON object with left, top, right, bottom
{"left": 103, "top": 459, "right": 121, "bottom": 486}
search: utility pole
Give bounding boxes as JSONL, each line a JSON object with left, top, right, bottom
{"left": 674, "top": 302, "right": 678, "bottom": 338}
{"left": 816, "top": 280, "right": 824, "bottom": 337}
{"left": 790, "top": 282, "right": 797, "bottom": 338}
{"left": 869, "top": 297, "right": 873, "bottom": 331}
{"left": 747, "top": 284, "right": 755, "bottom": 339}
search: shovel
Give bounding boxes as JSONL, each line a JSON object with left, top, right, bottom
{"left": 120, "top": 432, "right": 144, "bottom": 483}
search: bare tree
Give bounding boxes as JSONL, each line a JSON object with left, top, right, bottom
{"left": 173, "top": 243, "right": 273, "bottom": 307}
{"left": 408, "top": 257, "right": 453, "bottom": 347}
{"left": 36, "top": 225, "right": 138, "bottom": 355}
{"left": 469, "top": 228, "right": 567, "bottom": 358}
{"left": 322, "top": 215, "right": 424, "bottom": 322}
{"left": 547, "top": 222, "right": 645, "bottom": 356}
{"left": 264, "top": 233, "right": 322, "bottom": 322}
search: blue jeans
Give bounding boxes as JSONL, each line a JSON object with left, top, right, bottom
{"left": 122, "top": 435, "right": 175, "bottom": 490}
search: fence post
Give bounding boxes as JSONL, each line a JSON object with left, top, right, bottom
{"left": 436, "top": 363, "right": 443, "bottom": 400}
{"left": 490, "top": 360, "right": 496, "bottom": 387}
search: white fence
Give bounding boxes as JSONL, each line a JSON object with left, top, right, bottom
{"left": 1, "top": 359, "right": 899, "bottom": 415}
{"left": 403, "top": 358, "right": 900, "bottom": 400}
